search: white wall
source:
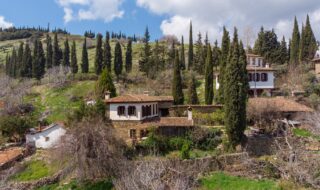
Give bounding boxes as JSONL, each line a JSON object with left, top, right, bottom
{"left": 109, "top": 102, "right": 159, "bottom": 121}
{"left": 249, "top": 71, "right": 274, "bottom": 89}
{"left": 26, "top": 125, "right": 66, "bottom": 149}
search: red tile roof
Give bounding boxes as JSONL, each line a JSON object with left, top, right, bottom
{"left": 105, "top": 94, "right": 173, "bottom": 103}
{"left": 248, "top": 97, "right": 313, "bottom": 113}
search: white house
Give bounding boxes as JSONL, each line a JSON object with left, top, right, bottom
{"left": 105, "top": 94, "right": 174, "bottom": 121}
{"left": 26, "top": 123, "right": 66, "bottom": 149}
{"left": 215, "top": 54, "right": 275, "bottom": 97}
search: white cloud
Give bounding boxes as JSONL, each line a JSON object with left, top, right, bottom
{"left": 0, "top": 16, "right": 13, "bottom": 28}
{"left": 57, "top": 0, "right": 124, "bottom": 23}
{"left": 137, "top": 0, "right": 320, "bottom": 44}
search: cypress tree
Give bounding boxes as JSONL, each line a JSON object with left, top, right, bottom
{"left": 17, "top": 42, "right": 24, "bottom": 77}
{"left": 290, "top": 16, "right": 300, "bottom": 64}
{"left": 299, "top": 15, "right": 317, "bottom": 62}
{"left": 139, "top": 27, "right": 151, "bottom": 74}
{"left": 187, "top": 73, "right": 199, "bottom": 104}
{"left": 104, "top": 31, "right": 112, "bottom": 71}
{"left": 95, "top": 68, "right": 117, "bottom": 99}
{"left": 194, "top": 32, "right": 205, "bottom": 74}
{"left": 188, "top": 21, "right": 193, "bottom": 70}
{"left": 125, "top": 39, "right": 132, "bottom": 73}
{"left": 114, "top": 41, "right": 123, "bottom": 79}
{"left": 62, "top": 38, "right": 70, "bottom": 67}
{"left": 278, "top": 36, "right": 288, "bottom": 65}
{"left": 53, "top": 33, "right": 62, "bottom": 66}
{"left": 224, "top": 28, "right": 248, "bottom": 149}
{"left": 172, "top": 49, "right": 184, "bottom": 105}
{"left": 95, "top": 33, "right": 103, "bottom": 75}
{"left": 46, "top": 34, "right": 53, "bottom": 69}
{"left": 22, "top": 43, "right": 32, "bottom": 78}
{"left": 253, "top": 27, "right": 265, "bottom": 55}
{"left": 32, "top": 40, "right": 46, "bottom": 80}
{"left": 180, "top": 36, "right": 186, "bottom": 70}
{"left": 217, "top": 27, "right": 230, "bottom": 104}
{"left": 70, "top": 41, "right": 78, "bottom": 74}
{"left": 212, "top": 40, "right": 220, "bottom": 70}
{"left": 10, "top": 49, "right": 17, "bottom": 77}
{"left": 81, "top": 37, "right": 89, "bottom": 73}
{"left": 204, "top": 44, "right": 213, "bottom": 105}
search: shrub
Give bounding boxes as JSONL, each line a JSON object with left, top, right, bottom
{"left": 168, "top": 137, "right": 191, "bottom": 150}
{"left": 191, "top": 127, "right": 222, "bottom": 151}
{"left": 193, "top": 109, "right": 225, "bottom": 126}
{"left": 180, "top": 142, "right": 191, "bottom": 160}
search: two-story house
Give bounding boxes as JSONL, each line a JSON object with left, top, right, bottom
{"left": 215, "top": 54, "right": 276, "bottom": 97}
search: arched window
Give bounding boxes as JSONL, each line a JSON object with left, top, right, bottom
{"left": 128, "top": 106, "right": 136, "bottom": 116}
{"left": 117, "top": 106, "right": 125, "bottom": 116}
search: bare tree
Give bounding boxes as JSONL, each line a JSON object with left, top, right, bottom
{"left": 42, "top": 66, "right": 70, "bottom": 88}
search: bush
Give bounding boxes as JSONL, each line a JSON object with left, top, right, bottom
{"left": 168, "top": 137, "right": 190, "bottom": 150}
{"left": 191, "top": 127, "right": 222, "bottom": 151}
{"left": 193, "top": 109, "right": 225, "bottom": 126}
{"left": 180, "top": 142, "right": 191, "bottom": 160}
{"left": 140, "top": 128, "right": 169, "bottom": 155}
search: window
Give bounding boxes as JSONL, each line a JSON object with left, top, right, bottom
{"left": 128, "top": 106, "right": 136, "bottom": 116}
{"left": 261, "top": 73, "right": 268, "bottom": 82}
{"left": 254, "top": 73, "right": 260, "bottom": 81}
{"left": 140, "top": 129, "right": 148, "bottom": 138}
{"left": 248, "top": 73, "right": 253, "bottom": 82}
{"left": 129, "top": 129, "right": 136, "bottom": 139}
{"left": 45, "top": 137, "right": 50, "bottom": 142}
{"left": 117, "top": 106, "right": 125, "bottom": 116}
{"left": 156, "top": 104, "right": 158, "bottom": 114}
{"left": 142, "top": 106, "right": 146, "bottom": 117}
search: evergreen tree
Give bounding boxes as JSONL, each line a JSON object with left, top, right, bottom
{"left": 180, "top": 36, "right": 186, "bottom": 70}
{"left": 21, "top": 43, "right": 32, "bottom": 78}
{"left": 188, "top": 21, "right": 194, "bottom": 70}
{"left": 278, "top": 36, "right": 288, "bottom": 64}
{"left": 104, "top": 31, "right": 112, "bottom": 71}
{"left": 290, "top": 16, "right": 300, "bottom": 64}
{"left": 62, "top": 38, "right": 70, "bottom": 67}
{"left": 95, "top": 33, "right": 103, "bottom": 75}
{"left": 204, "top": 44, "right": 213, "bottom": 105}
{"left": 149, "top": 40, "right": 164, "bottom": 78}
{"left": 172, "top": 50, "right": 184, "bottom": 105}
{"left": 212, "top": 40, "right": 220, "bottom": 70}
{"left": 299, "top": 15, "right": 317, "bottom": 62}
{"left": 17, "top": 42, "right": 24, "bottom": 77}
{"left": 95, "top": 68, "right": 117, "bottom": 99}
{"left": 187, "top": 74, "right": 199, "bottom": 104}
{"left": 224, "top": 28, "right": 248, "bottom": 149}
{"left": 70, "top": 41, "right": 78, "bottom": 74}
{"left": 217, "top": 27, "right": 230, "bottom": 104}
{"left": 139, "top": 27, "right": 151, "bottom": 75}
{"left": 262, "top": 30, "right": 280, "bottom": 63}
{"left": 32, "top": 40, "right": 46, "bottom": 80}
{"left": 125, "top": 39, "right": 132, "bottom": 72}
{"left": 10, "top": 48, "right": 17, "bottom": 77}
{"left": 46, "top": 34, "right": 53, "bottom": 69}
{"left": 194, "top": 32, "right": 205, "bottom": 74}
{"left": 53, "top": 33, "right": 62, "bottom": 66}
{"left": 114, "top": 41, "right": 123, "bottom": 79}
{"left": 253, "top": 27, "right": 265, "bottom": 55}
{"left": 81, "top": 37, "right": 89, "bottom": 73}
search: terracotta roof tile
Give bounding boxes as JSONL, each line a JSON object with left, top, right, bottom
{"left": 105, "top": 94, "right": 173, "bottom": 103}
{"left": 248, "top": 97, "right": 313, "bottom": 113}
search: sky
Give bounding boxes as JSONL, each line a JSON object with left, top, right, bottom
{"left": 0, "top": 0, "right": 320, "bottom": 44}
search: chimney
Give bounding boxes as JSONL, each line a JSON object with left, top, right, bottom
{"left": 187, "top": 106, "right": 193, "bottom": 121}
{"left": 143, "top": 91, "right": 149, "bottom": 96}
{"left": 105, "top": 91, "right": 111, "bottom": 100}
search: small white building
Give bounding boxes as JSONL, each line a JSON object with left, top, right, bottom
{"left": 105, "top": 94, "right": 174, "bottom": 121}
{"left": 215, "top": 54, "right": 275, "bottom": 97}
{"left": 26, "top": 123, "right": 66, "bottom": 149}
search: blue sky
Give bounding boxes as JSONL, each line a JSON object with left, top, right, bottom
{"left": 0, "top": 0, "right": 320, "bottom": 44}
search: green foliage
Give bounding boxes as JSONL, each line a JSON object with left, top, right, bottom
{"left": 308, "top": 93, "right": 320, "bottom": 109}
{"left": 21, "top": 43, "right": 32, "bottom": 78}
{"left": 187, "top": 74, "right": 199, "bottom": 104}
{"left": 95, "top": 33, "right": 103, "bottom": 75}
{"left": 172, "top": 49, "right": 184, "bottom": 105}
{"left": 46, "top": 34, "right": 53, "bottom": 69}
{"left": 139, "top": 27, "right": 151, "bottom": 75}
{"left": 95, "top": 68, "right": 117, "bottom": 99}
{"left": 70, "top": 40, "right": 78, "bottom": 74}
{"left": 125, "top": 39, "right": 132, "bottom": 72}
{"left": 200, "top": 172, "right": 280, "bottom": 190}
{"left": 191, "top": 127, "right": 223, "bottom": 151}
{"left": 194, "top": 32, "right": 205, "bottom": 74}
{"left": 180, "top": 36, "right": 186, "bottom": 70}
{"left": 290, "top": 17, "right": 300, "bottom": 64}
{"left": 193, "top": 110, "right": 225, "bottom": 126}
{"left": 292, "top": 128, "right": 312, "bottom": 138}
{"left": 32, "top": 39, "right": 46, "bottom": 80}
{"left": 12, "top": 160, "right": 52, "bottom": 181}
{"left": 180, "top": 141, "right": 191, "bottom": 159}
{"left": 104, "top": 31, "right": 112, "bottom": 71}
{"left": 0, "top": 115, "right": 33, "bottom": 142}
{"left": 188, "top": 21, "right": 193, "bottom": 70}
{"left": 53, "top": 33, "right": 62, "bottom": 66}
{"left": 35, "top": 180, "right": 113, "bottom": 190}
{"left": 141, "top": 128, "right": 169, "bottom": 154}
{"left": 168, "top": 137, "right": 192, "bottom": 150}
{"left": 114, "top": 41, "right": 123, "bottom": 79}
{"left": 224, "top": 28, "right": 248, "bottom": 148}
{"left": 299, "top": 15, "right": 317, "bottom": 62}
{"left": 204, "top": 44, "right": 213, "bottom": 105}
{"left": 81, "top": 37, "right": 89, "bottom": 73}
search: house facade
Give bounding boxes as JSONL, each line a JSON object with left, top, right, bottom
{"left": 215, "top": 54, "right": 275, "bottom": 97}
{"left": 26, "top": 123, "right": 66, "bottom": 149}
{"left": 105, "top": 94, "right": 194, "bottom": 144}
